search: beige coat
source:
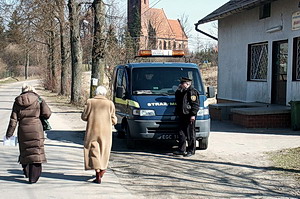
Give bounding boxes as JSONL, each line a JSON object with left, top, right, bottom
{"left": 6, "top": 91, "right": 51, "bottom": 164}
{"left": 81, "top": 95, "right": 117, "bottom": 170}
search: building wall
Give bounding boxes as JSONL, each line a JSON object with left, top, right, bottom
{"left": 218, "top": 0, "right": 300, "bottom": 104}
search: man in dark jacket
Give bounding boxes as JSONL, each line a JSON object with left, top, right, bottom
{"left": 174, "top": 77, "right": 200, "bottom": 157}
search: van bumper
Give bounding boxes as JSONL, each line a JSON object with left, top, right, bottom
{"left": 127, "top": 119, "right": 210, "bottom": 140}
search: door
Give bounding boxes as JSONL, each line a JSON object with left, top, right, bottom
{"left": 271, "top": 40, "right": 288, "bottom": 105}
{"left": 114, "top": 67, "right": 128, "bottom": 120}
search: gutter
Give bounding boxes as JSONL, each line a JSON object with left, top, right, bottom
{"left": 194, "top": 22, "right": 218, "bottom": 41}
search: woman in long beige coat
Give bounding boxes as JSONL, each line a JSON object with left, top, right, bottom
{"left": 6, "top": 84, "right": 51, "bottom": 183}
{"left": 81, "top": 86, "right": 117, "bottom": 184}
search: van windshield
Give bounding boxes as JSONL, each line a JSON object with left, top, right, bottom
{"left": 132, "top": 67, "right": 203, "bottom": 95}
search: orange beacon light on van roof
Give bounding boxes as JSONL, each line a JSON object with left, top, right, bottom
{"left": 138, "top": 50, "right": 185, "bottom": 57}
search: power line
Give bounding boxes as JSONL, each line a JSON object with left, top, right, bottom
{"left": 149, "top": 0, "right": 162, "bottom": 8}
{"left": 142, "top": 0, "right": 162, "bottom": 15}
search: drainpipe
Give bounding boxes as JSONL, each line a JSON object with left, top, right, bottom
{"left": 195, "top": 22, "right": 218, "bottom": 41}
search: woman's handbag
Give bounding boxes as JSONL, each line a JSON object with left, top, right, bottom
{"left": 40, "top": 116, "right": 52, "bottom": 131}
{"left": 38, "top": 97, "right": 52, "bottom": 131}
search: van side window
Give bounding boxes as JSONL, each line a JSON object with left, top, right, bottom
{"left": 116, "top": 68, "right": 127, "bottom": 97}
{"left": 116, "top": 68, "right": 124, "bottom": 87}
{"left": 122, "top": 71, "right": 127, "bottom": 94}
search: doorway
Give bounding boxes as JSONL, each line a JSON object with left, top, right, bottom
{"left": 271, "top": 40, "right": 288, "bottom": 105}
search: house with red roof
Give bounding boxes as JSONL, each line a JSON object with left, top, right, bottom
{"left": 128, "top": 0, "right": 188, "bottom": 51}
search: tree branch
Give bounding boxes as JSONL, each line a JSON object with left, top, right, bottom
{"left": 32, "top": 38, "right": 48, "bottom": 46}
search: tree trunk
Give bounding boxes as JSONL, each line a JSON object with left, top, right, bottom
{"left": 24, "top": 49, "right": 29, "bottom": 79}
{"left": 90, "top": 0, "right": 105, "bottom": 98}
{"left": 50, "top": 29, "right": 57, "bottom": 92}
{"left": 58, "top": 0, "right": 70, "bottom": 96}
{"left": 46, "top": 43, "right": 52, "bottom": 90}
{"left": 68, "top": 0, "right": 82, "bottom": 104}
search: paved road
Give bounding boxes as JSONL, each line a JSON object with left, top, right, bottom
{"left": 0, "top": 80, "right": 139, "bottom": 199}
{"left": 109, "top": 122, "right": 300, "bottom": 199}
{"left": 1, "top": 80, "right": 300, "bottom": 199}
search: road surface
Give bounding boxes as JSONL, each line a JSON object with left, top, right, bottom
{"left": 1, "top": 80, "right": 299, "bottom": 199}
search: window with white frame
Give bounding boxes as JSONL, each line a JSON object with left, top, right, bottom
{"left": 248, "top": 42, "right": 268, "bottom": 81}
{"left": 293, "top": 37, "right": 300, "bottom": 81}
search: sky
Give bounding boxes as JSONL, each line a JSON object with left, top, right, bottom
{"left": 152, "top": 0, "right": 229, "bottom": 51}
{"left": 118, "top": 0, "right": 230, "bottom": 51}
{"left": 2, "top": 0, "right": 229, "bottom": 51}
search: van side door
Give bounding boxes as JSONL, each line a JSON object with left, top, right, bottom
{"left": 114, "top": 66, "right": 129, "bottom": 119}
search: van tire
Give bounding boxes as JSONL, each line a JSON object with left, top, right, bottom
{"left": 126, "top": 125, "right": 136, "bottom": 149}
{"left": 197, "top": 138, "right": 208, "bottom": 150}
{"left": 117, "top": 131, "right": 126, "bottom": 139}
{"left": 126, "top": 139, "right": 136, "bottom": 149}
{"left": 115, "top": 124, "right": 125, "bottom": 138}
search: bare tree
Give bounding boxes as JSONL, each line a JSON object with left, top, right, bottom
{"left": 104, "top": 0, "right": 128, "bottom": 94}
{"left": 54, "top": 0, "right": 71, "bottom": 96}
{"left": 179, "top": 13, "right": 191, "bottom": 38}
{"left": 68, "top": 0, "right": 83, "bottom": 104}
{"left": 90, "top": 0, "right": 105, "bottom": 98}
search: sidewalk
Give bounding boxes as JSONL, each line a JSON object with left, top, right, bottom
{"left": 0, "top": 80, "right": 139, "bottom": 199}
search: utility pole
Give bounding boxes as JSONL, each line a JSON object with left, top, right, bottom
{"left": 90, "top": 0, "right": 106, "bottom": 98}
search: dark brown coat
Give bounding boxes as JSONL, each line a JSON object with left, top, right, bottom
{"left": 6, "top": 91, "right": 51, "bottom": 164}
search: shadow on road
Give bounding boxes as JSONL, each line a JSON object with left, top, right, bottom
{"left": 0, "top": 108, "right": 13, "bottom": 110}
{"left": 46, "top": 130, "right": 84, "bottom": 146}
{"left": 3, "top": 169, "right": 92, "bottom": 183}
{"left": 110, "top": 146, "right": 300, "bottom": 198}
{"left": 41, "top": 172, "right": 91, "bottom": 182}
{"left": 110, "top": 127, "right": 300, "bottom": 198}
{"left": 111, "top": 132, "right": 300, "bottom": 174}
{"left": 51, "top": 111, "right": 83, "bottom": 114}
{"left": 0, "top": 170, "right": 29, "bottom": 184}
{"left": 112, "top": 132, "right": 176, "bottom": 154}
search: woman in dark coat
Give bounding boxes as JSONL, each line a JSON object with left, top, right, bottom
{"left": 6, "top": 84, "right": 51, "bottom": 183}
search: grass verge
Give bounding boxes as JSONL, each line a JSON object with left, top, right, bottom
{"left": 0, "top": 77, "right": 19, "bottom": 84}
{"left": 269, "top": 147, "right": 300, "bottom": 181}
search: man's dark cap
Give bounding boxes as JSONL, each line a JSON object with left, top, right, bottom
{"left": 180, "top": 77, "right": 192, "bottom": 83}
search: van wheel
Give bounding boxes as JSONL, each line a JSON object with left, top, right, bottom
{"left": 126, "top": 125, "right": 136, "bottom": 149}
{"left": 117, "top": 131, "right": 125, "bottom": 139}
{"left": 197, "top": 138, "right": 208, "bottom": 150}
{"left": 115, "top": 124, "right": 125, "bottom": 138}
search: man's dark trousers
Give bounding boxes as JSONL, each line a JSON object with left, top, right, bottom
{"left": 178, "top": 115, "right": 196, "bottom": 154}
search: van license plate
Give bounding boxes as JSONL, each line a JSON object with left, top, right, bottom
{"left": 159, "top": 134, "right": 178, "bottom": 140}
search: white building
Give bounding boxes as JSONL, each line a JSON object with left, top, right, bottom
{"left": 197, "top": 0, "right": 300, "bottom": 106}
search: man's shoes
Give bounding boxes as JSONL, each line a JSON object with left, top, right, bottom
{"left": 183, "top": 152, "right": 193, "bottom": 157}
{"left": 173, "top": 151, "right": 187, "bottom": 156}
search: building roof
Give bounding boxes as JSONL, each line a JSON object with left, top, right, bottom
{"left": 196, "top": 0, "right": 278, "bottom": 25}
{"left": 168, "top": 19, "right": 188, "bottom": 40}
{"left": 143, "top": 8, "right": 188, "bottom": 40}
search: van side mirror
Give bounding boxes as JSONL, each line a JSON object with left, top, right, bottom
{"left": 207, "top": 86, "right": 216, "bottom": 98}
{"left": 116, "top": 86, "right": 124, "bottom": 98}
